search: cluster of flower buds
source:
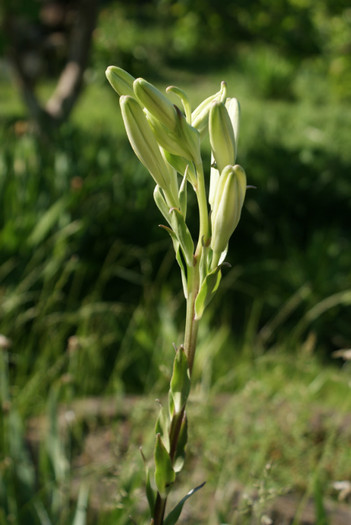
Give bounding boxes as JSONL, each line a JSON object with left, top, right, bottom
{"left": 106, "top": 65, "right": 247, "bottom": 279}
{"left": 106, "top": 66, "right": 249, "bottom": 521}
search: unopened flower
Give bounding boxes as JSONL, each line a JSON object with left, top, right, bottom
{"left": 209, "top": 101, "right": 236, "bottom": 173}
{"left": 105, "top": 66, "right": 135, "bottom": 97}
{"left": 191, "top": 81, "right": 227, "bottom": 134}
{"left": 211, "top": 164, "right": 246, "bottom": 255}
{"left": 225, "top": 97, "right": 240, "bottom": 152}
{"left": 119, "top": 95, "right": 171, "bottom": 191}
{"left": 134, "top": 78, "right": 177, "bottom": 131}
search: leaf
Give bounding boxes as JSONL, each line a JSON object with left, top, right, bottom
{"left": 153, "top": 185, "right": 172, "bottom": 226}
{"left": 178, "top": 169, "right": 188, "bottom": 218}
{"left": 159, "top": 225, "right": 188, "bottom": 298}
{"left": 163, "top": 482, "right": 206, "bottom": 525}
{"left": 170, "top": 347, "right": 191, "bottom": 415}
{"left": 194, "top": 267, "right": 222, "bottom": 320}
{"left": 173, "top": 412, "right": 188, "bottom": 473}
{"left": 154, "top": 434, "right": 175, "bottom": 498}
{"left": 140, "top": 448, "right": 156, "bottom": 514}
{"left": 28, "top": 197, "right": 68, "bottom": 247}
{"left": 72, "top": 484, "right": 89, "bottom": 525}
{"left": 155, "top": 406, "right": 170, "bottom": 452}
{"left": 170, "top": 207, "right": 194, "bottom": 266}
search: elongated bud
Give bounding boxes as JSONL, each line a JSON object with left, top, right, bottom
{"left": 209, "top": 153, "right": 219, "bottom": 210}
{"left": 211, "top": 165, "right": 246, "bottom": 254}
{"left": 147, "top": 113, "right": 189, "bottom": 158}
{"left": 133, "top": 78, "right": 177, "bottom": 130}
{"left": 120, "top": 95, "right": 170, "bottom": 190}
{"left": 147, "top": 109, "right": 201, "bottom": 167}
{"left": 166, "top": 85, "right": 192, "bottom": 122}
{"left": 225, "top": 97, "right": 240, "bottom": 153}
{"left": 209, "top": 101, "right": 235, "bottom": 173}
{"left": 191, "top": 81, "right": 227, "bottom": 134}
{"left": 105, "top": 66, "right": 135, "bottom": 97}
{"left": 175, "top": 106, "right": 201, "bottom": 166}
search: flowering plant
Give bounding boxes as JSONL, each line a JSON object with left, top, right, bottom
{"left": 106, "top": 66, "right": 248, "bottom": 524}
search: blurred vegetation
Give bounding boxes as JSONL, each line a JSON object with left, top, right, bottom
{"left": 0, "top": 0, "right": 351, "bottom": 523}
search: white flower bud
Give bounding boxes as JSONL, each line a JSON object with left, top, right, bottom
{"left": 225, "top": 97, "right": 240, "bottom": 154}
{"left": 191, "top": 81, "right": 227, "bottom": 134}
{"left": 211, "top": 164, "right": 246, "bottom": 255}
{"left": 120, "top": 95, "right": 170, "bottom": 191}
{"left": 209, "top": 101, "right": 236, "bottom": 174}
{"left": 133, "top": 78, "right": 177, "bottom": 130}
{"left": 105, "top": 66, "right": 135, "bottom": 97}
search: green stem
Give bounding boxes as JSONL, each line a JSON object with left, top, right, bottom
{"left": 183, "top": 275, "right": 200, "bottom": 375}
{"left": 152, "top": 262, "right": 200, "bottom": 523}
{"left": 153, "top": 160, "right": 207, "bottom": 523}
{"left": 153, "top": 494, "right": 167, "bottom": 525}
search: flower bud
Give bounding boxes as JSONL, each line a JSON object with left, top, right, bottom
{"left": 209, "top": 153, "right": 219, "bottom": 210}
{"left": 175, "top": 106, "right": 201, "bottom": 166}
{"left": 225, "top": 97, "right": 240, "bottom": 153}
{"left": 147, "top": 113, "right": 188, "bottom": 158}
{"left": 133, "top": 78, "right": 177, "bottom": 130}
{"left": 191, "top": 81, "right": 227, "bottom": 134}
{"left": 105, "top": 66, "right": 135, "bottom": 97}
{"left": 147, "top": 108, "right": 200, "bottom": 167}
{"left": 166, "top": 85, "right": 192, "bottom": 122}
{"left": 119, "top": 95, "right": 170, "bottom": 190}
{"left": 211, "top": 164, "right": 246, "bottom": 254}
{"left": 209, "top": 101, "right": 236, "bottom": 174}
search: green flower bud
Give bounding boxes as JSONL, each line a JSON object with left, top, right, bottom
{"left": 147, "top": 108, "right": 200, "bottom": 168}
{"left": 105, "top": 66, "right": 135, "bottom": 97}
{"left": 209, "top": 101, "right": 235, "bottom": 173}
{"left": 225, "top": 97, "right": 240, "bottom": 154}
{"left": 133, "top": 78, "right": 177, "bottom": 130}
{"left": 211, "top": 164, "right": 246, "bottom": 255}
{"left": 191, "top": 81, "right": 227, "bottom": 134}
{"left": 166, "top": 85, "right": 192, "bottom": 122}
{"left": 175, "top": 106, "right": 201, "bottom": 166}
{"left": 119, "top": 95, "right": 170, "bottom": 191}
{"left": 209, "top": 153, "right": 219, "bottom": 210}
{"left": 147, "top": 113, "right": 188, "bottom": 159}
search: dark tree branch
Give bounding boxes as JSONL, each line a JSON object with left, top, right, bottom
{"left": 4, "top": 0, "right": 98, "bottom": 134}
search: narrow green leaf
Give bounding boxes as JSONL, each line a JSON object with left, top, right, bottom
{"left": 158, "top": 224, "right": 188, "bottom": 298}
{"left": 155, "top": 406, "right": 170, "bottom": 452}
{"left": 153, "top": 185, "right": 173, "bottom": 226}
{"left": 174, "top": 245, "right": 188, "bottom": 299}
{"left": 195, "top": 267, "right": 222, "bottom": 320}
{"left": 154, "top": 434, "right": 175, "bottom": 498}
{"left": 164, "top": 482, "right": 206, "bottom": 525}
{"left": 72, "top": 484, "right": 89, "bottom": 525}
{"left": 178, "top": 169, "right": 188, "bottom": 219}
{"left": 170, "top": 207, "right": 194, "bottom": 266}
{"left": 140, "top": 448, "right": 156, "bottom": 514}
{"left": 170, "top": 347, "right": 191, "bottom": 414}
{"left": 28, "top": 197, "right": 67, "bottom": 247}
{"left": 174, "top": 412, "right": 188, "bottom": 473}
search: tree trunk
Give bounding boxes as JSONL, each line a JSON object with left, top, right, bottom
{"left": 4, "top": 0, "right": 98, "bottom": 135}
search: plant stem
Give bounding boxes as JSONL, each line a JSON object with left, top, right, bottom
{"left": 153, "top": 494, "right": 167, "bottom": 525}
{"left": 183, "top": 272, "right": 200, "bottom": 375}
{"left": 152, "top": 261, "right": 200, "bottom": 523}
{"left": 153, "top": 158, "right": 208, "bottom": 523}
